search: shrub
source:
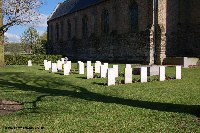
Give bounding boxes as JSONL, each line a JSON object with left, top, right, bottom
{"left": 5, "top": 55, "right": 62, "bottom": 65}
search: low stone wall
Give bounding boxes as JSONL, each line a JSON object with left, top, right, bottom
{"left": 49, "top": 30, "right": 152, "bottom": 64}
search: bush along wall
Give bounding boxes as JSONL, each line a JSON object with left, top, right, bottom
{"left": 5, "top": 55, "right": 62, "bottom": 65}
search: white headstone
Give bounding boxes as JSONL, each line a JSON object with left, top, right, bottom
{"left": 87, "top": 61, "right": 92, "bottom": 67}
{"left": 28, "top": 60, "right": 32, "bottom": 67}
{"left": 52, "top": 63, "right": 58, "bottom": 73}
{"left": 61, "top": 58, "right": 65, "bottom": 64}
{"left": 159, "top": 66, "right": 166, "bottom": 81}
{"left": 87, "top": 66, "right": 93, "bottom": 79}
{"left": 126, "top": 64, "right": 132, "bottom": 68}
{"left": 64, "top": 63, "right": 70, "bottom": 75}
{"left": 125, "top": 67, "right": 133, "bottom": 84}
{"left": 141, "top": 67, "right": 147, "bottom": 83}
{"left": 107, "top": 68, "right": 115, "bottom": 86}
{"left": 95, "top": 61, "right": 101, "bottom": 73}
{"left": 45, "top": 61, "right": 50, "bottom": 71}
{"left": 79, "top": 62, "right": 84, "bottom": 74}
{"left": 100, "top": 65, "right": 107, "bottom": 78}
{"left": 57, "top": 60, "right": 62, "bottom": 71}
{"left": 48, "top": 61, "right": 52, "bottom": 69}
{"left": 113, "top": 65, "right": 119, "bottom": 78}
{"left": 104, "top": 63, "right": 108, "bottom": 69}
{"left": 44, "top": 60, "right": 48, "bottom": 66}
{"left": 67, "top": 61, "right": 72, "bottom": 70}
{"left": 176, "top": 66, "right": 182, "bottom": 79}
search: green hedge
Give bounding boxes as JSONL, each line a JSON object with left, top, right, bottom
{"left": 5, "top": 55, "right": 62, "bottom": 65}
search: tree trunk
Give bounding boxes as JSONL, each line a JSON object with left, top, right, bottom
{"left": 0, "top": 0, "right": 4, "bottom": 67}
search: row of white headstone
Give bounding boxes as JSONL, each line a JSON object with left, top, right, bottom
{"left": 43, "top": 58, "right": 72, "bottom": 75}
{"left": 28, "top": 60, "right": 182, "bottom": 86}
{"left": 109, "top": 65, "right": 182, "bottom": 86}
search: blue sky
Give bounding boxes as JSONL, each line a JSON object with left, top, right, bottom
{"left": 5, "top": 0, "right": 64, "bottom": 43}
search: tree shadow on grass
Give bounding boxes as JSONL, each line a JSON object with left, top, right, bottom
{"left": 0, "top": 72, "right": 199, "bottom": 117}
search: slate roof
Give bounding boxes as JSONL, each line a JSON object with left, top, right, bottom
{"left": 48, "top": 0, "right": 104, "bottom": 21}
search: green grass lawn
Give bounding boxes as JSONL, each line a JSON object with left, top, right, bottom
{"left": 0, "top": 64, "right": 200, "bottom": 132}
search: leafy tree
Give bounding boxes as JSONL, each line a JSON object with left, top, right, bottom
{"left": 37, "top": 31, "right": 47, "bottom": 54}
{"left": 21, "top": 26, "right": 40, "bottom": 54}
{"left": 0, "top": 0, "right": 43, "bottom": 36}
{"left": 0, "top": 0, "right": 43, "bottom": 67}
{"left": 4, "top": 42, "right": 23, "bottom": 55}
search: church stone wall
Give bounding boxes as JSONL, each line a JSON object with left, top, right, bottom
{"left": 48, "top": 0, "right": 153, "bottom": 63}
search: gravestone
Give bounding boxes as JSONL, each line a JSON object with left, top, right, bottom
{"left": 108, "top": 68, "right": 115, "bottom": 86}
{"left": 47, "top": 61, "right": 52, "bottom": 69}
{"left": 87, "top": 65, "right": 93, "bottom": 79}
{"left": 126, "top": 64, "right": 132, "bottom": 68}
{"left": 57, "top": 60, "right": 62, "bottom": 71}
{"left": 87, "top": 61, "right": 92, "bottom": 67}
{"left": 176, "top": 66, "right": 182, "bottom": 79}
{"left": 104, "top": 63, "right": 108, "bottom": 69}
{"left": 113, "top": 65, "right": 119, "bottom": 78}
{"left": 159, "top": 66, "right": 165, "bottom": 81}
{"left": 61, "top": 58, "right": 65, "bottom": 64}
{"left": 28, "top": 60, "right": 32, "bottom": 67}
{"left": 95, "top": 61, "right": 101, "bottom": 73}
{"left": 141, "top": 67, "right": 147, "bottom": 83}
{"left": 79, "top": 62, "right": 84, "bottom": 74}
{"left": 134, "top": 65, "right": 159, "bottom": 76}
{"left": 64, "top": 63, "right": 70, "bottom": 75}
{"left": 45, "top": 62, "right": 50, "bottom": 71}
{"left": 44, "top": 60, "right": 48, "bottom": 66}
{"left": 52, "top": 63, "right": 58, "bottom": 73}
{"left": 100, "top": 65, "right": 107, "bottom": 78}
{"left": 125, "top": 67, "right": 133, "bottom": 84}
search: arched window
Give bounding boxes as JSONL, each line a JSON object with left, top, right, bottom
{"left": 130, "top": 1, "right": 138, "bottom": 32}
{"left": 102, "top": 10, "right": 109, "bottom": 33}
{"left": 82, "top": 15, "right": 88, "bottom": 37}
{"left": 56, "top": 23, "right": 59, "bottom": 41}
{"left": 50, "top": 25, "right": 53, "bottom": 41}
{"left": 67, "top": 20, "right": 71, "bottom": 39}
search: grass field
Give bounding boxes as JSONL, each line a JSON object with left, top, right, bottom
{"left": 0, "top": 64, "right": 200, "bottom": 132}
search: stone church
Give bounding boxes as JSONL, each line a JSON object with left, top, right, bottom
{"left": 47, "top": 0, "right": 200, "bottom": 64}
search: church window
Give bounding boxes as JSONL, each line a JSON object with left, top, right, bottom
{"left": 130, "top": 1, "right": 138, "bottom": 32}
{"left": 82, "top": 15, "right": 88, "bottom": 37}
{"left": 56, "top": 23, "right": 59, "bottom": 41}
{"left": 67, "top": 20, "right": 71, "bottom": 39}
{"left": 102, "top": 10, "right": 109, "bottom": 33}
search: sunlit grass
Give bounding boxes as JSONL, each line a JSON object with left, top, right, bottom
{"left": 0, "top": 64, "right": 199, "bottom": 132}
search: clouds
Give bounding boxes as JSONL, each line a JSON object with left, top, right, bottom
{"left": 30, "top": 13, "right": 49, "bottom": 28}
{"left": 5, "top": 33, "right": 21, "bottom": 43}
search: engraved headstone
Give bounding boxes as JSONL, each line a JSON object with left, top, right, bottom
{"left": 61, "top": 58, "right": 65, "bottom": 64}
{"left": 44, "top": 60, "right": 48, "bottom": 66}
{"left": 28, "top": 60, "right": 32, "bottom": 67}
{"left": 57, "top": 60, "right": 62, "bottom": 71}
{"left": 113, "top": 65, "right": 119, "bottom": 78}
{"left": 108, "top": 68, "right": 115, "bottom": 86}
{"left": 159, "top": 66, "right": 165, "bottom": 81}
{"left": 100, "top": 65, "right": 107, "bottom": 78}
{"left": 87, "top": 65, "right": 93, "bottom": 79}
{"left": 125, "top": 67, "right": 133, "bottom": 84}
{"left": 95, "top": 61, "right": 101, "bottom": 73}
{"left": 79, "top": 62, "right": 84, "bottom": 74}
{"left": 87, "top": 61, "right": 92, "bottom": 67}
{"left": 52, "top": 63, "right": 58, "bottom": 73}
{"left": 176, "top": 66, "right": 182, "bottom": 79}
{"left": 141, "top": 67, "right": 147, "bottom": 83}
{"left": 64, "top": 63, "right": 70, "bottom": 75}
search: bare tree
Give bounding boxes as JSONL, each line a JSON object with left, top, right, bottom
{"left": 0, "top": 0, "right": 43, "bottom": 36}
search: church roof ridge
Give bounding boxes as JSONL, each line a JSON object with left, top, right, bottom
{"left": 48, "top": 0, "right": 104, "bottom": 21}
